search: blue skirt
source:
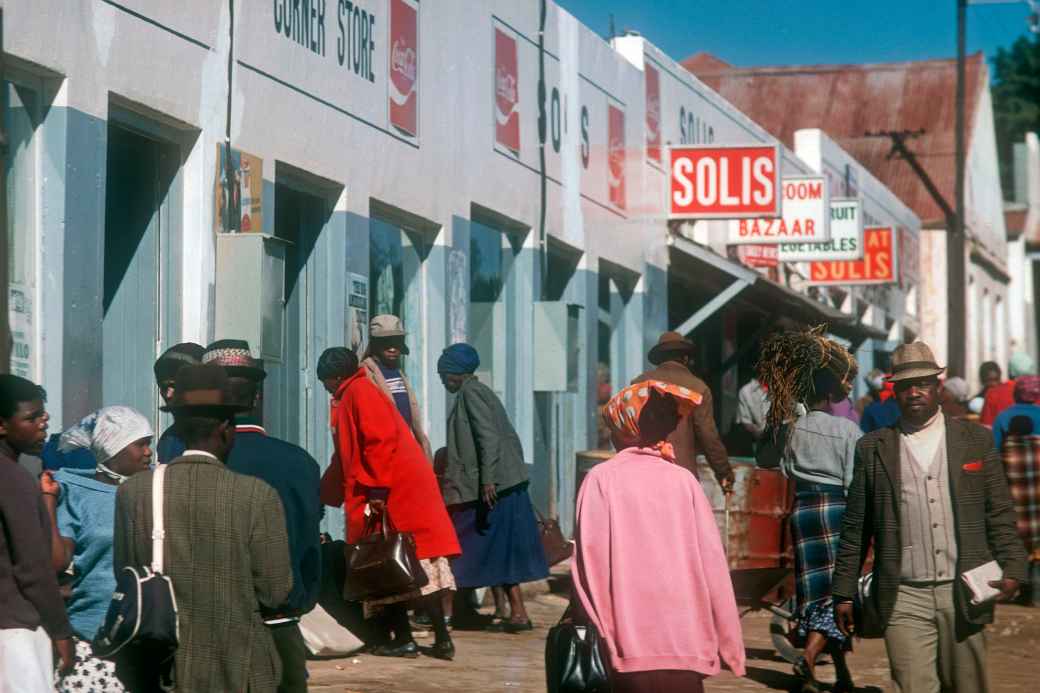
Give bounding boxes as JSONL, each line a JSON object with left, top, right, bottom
{"left": 448, "top": 483, "right": 550, "bottom": 589}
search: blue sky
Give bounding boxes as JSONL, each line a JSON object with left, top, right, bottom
{"left": 560, "top": 0, "right": 1037, "bottom": 68}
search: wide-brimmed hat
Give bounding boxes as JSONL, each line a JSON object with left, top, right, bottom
{"left": 368, "top": 315, "right": 410, "bottom": 355}
{"left": 154, "top": 342, "right": 205, "bottom": 381}
{"left": 202, "top": 339, "right": 267, "bottom": 381}
{"left": 647, "top": 331, "right": 696, "bottom": 365}
{"left": 161, "top": 364, "right": 250, "bottom": 416}
{"left": 887, "top": 342, "right": 946, "bottom": 382}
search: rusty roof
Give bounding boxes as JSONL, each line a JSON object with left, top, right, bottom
{"left": 682, "top": 53, "right": 987, "bottom": 228}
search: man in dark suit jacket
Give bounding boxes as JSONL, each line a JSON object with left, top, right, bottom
{"left": 202, "top": 340, "right": 322, "bottom": 693}
{"left": 833, "top": 342, "right": 1027, "bottom": 692}
{"left": 633, "top": 332, "right": 734, "bottom": 489}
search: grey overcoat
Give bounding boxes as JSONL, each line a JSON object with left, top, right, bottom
{"left": 113, "top": 454, "right": 293, "bottom": 693}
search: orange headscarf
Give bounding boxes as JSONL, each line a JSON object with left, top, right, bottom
{"left": 604, "top": 380, "right": 703, "bottom": 460}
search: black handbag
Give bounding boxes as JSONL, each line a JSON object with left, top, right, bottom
{"left": 854, "top": 570, "right": 884, "bottom": 638}
{"left": 343, "top": 508, "right": 428, "bottom": 601}
{"left": 93, "top": 465, "right": 178, "bottom": 686}
{"left": 545, "top": 607, "right": 610, "bottom": 693}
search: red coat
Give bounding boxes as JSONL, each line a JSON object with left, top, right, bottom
{"left": 981, "top": 380, "right": 1016, "bottom": 427}
{"left": 331, "top": 370, "right": 460, "bottom": 559}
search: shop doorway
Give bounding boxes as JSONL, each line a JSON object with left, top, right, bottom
{"left": 102, "top": 123, "right": 179, "bottom": 426}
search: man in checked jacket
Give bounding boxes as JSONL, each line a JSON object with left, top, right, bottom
{"left": 832, "top": 342, "right": 1027, "bottom": 693}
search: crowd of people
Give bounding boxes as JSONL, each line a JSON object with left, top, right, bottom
{"left": 2, "top": 310, "right": 1038, "bottom": 693}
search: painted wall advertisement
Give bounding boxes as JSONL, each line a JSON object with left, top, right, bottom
{"left": 727, "top": 175, "right": 830, "bottom": 245}
{"left": 608, "top": 105, "right": 626, "bottom": 210}
{"left": 494, "top": 27, "right": 520, "bottom": 156}
{"left": 808, "top": 226, "right": 896, "bottom": 285}
{"left": 670, "top": 144, "right": 780, "bottom": 219}
{"left": 778, "top": 198, "right": 863, "bottom": 262}
{"left": 214, "top": 144, "right": 263, "bottom": 234}
{"left": 389, "top": 0, "right": 419, "bottom": 138}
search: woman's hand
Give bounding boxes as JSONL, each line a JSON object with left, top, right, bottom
{"left": 39, "top": 471, "right": 60, "bottom": 499}
{"left": 481, "top": 483, "right": 498, "bottom": 509}
{"left": 368, "top": 498, "right": 386, "bottom": 514}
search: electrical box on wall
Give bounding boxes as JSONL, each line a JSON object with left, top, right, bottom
{"left": 533, "top": 302, "right": 582, "bottom": 392}
{"left": 214, "top": 234, "right": 288, "bottom": 362}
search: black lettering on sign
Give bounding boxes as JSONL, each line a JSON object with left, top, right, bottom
{"left": 550, "top": 88, "right": 562, "bottom": 153}
{"left": 274, "top": 0, "right": 327, "bottom": 56}
{"left": 580, "top": 106, "right": 590, "bottom": 168}
{"left": 333, "top": 1, "right": 376, "bottom": 81}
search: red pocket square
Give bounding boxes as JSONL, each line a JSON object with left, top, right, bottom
{"left": 962, "top": 461, "right": 984, "bottom": 472}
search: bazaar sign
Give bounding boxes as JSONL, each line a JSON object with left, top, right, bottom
{"left": 727, "top": 176, "right": 830, "bottom": 245}
{"left": 808, "top": 227, "right": 896, "bottom": 285}
{"left": 778, "top": 198, "right": 862, "bottom": 261}
{"left": 669, "top": 144, "right": 780, "bottom": 219}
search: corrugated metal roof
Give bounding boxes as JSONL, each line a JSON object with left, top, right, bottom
{"left": 682, "top": 53, "right": 986, "bottom": 228}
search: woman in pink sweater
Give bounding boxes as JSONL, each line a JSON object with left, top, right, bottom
{"left": 573, "top": 380, "right": 746, "bottom": 692}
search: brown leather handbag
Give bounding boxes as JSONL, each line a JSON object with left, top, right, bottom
{"left": 343, "top": 509, "right": 429, "bottom": 601}
{"left": 536, "top": 509, "right": 574, "bottom": 567}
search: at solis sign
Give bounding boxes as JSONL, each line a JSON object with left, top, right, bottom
{"left": 608, "top": 105, "right": 626, "bottom": 210}
{"left": 494, "top": 28, "right": 520, "bottom": 155}
{"left": 389, "top": 0, "right": 418, "bottom": 138}
{"left": 808, "top": 227, "right": 896, "bottom": 285}
{"left": 727, "top": 175, "right": 830, "bottom": 245}
{"left": 670, "top": 144, "right": 780, "bottom": 219}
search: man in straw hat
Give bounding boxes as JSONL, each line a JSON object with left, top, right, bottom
{"left": 202, "top": 339, "right": 321, "bottom": 693}
{"left": 632, "top": 332, "right": 734, "bottom": 490}
{"left": 832, "top": 342, "right": 1027, "bottom": 692}
{"left": 112, "top": 364, "right": 293, "bottom": 692}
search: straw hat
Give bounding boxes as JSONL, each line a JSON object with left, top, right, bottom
{"left": 886, "top": 342, "right": 945, "bottom": 382}
{"left": 202, "top": 339, "right": 267, "bottom": 381}
{"left": 161, "top": 364, "right": 250, "bottom": 416}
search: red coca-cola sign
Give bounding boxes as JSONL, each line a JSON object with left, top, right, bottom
{"left": 608, "top": 105, "right": 626, "bottom": 210}
{"left": 645, "top": 63, "right": 661, "bottom": 163}
{"left": 494, "top": 28, "right": 520, "bottom": 155}
{"left": 389, "top": 0, "right": 418, "bottom": 137}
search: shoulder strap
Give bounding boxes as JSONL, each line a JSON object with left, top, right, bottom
{"left": 151, "top": 465, "right": 167, "bottom": 574}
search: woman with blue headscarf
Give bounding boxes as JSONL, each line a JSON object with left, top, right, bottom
{"left": 437, "top": 343, "right": 549, "bottom": 632}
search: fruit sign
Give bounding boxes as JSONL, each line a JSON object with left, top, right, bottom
{"left": 669, "top": 144, "right": 780, "bottom": 219}
{"left": 808, "top": 227, "right": 896, "bottom": 285}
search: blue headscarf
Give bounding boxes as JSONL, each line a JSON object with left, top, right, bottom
{"left": 437, "top": 343, "right": 480, "bottom": 375}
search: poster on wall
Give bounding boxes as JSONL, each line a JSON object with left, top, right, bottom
{"left": 494, "top": 27, "right": 520, "bottom": 156}
{"left": 214, "top": 144, "right": 263, "bottom": 233}
{"left": 347, "top": 273, "right": 369, "bottom": 352}
{"left": 608, "top": 105, "right": 626, "bottom": 210}
{"left": 727, "top": 175, "right": 830, "bottom": 245}
{"left": 808, "top": 226, "right": 896, "bottom": 285}
{"left": 8, "top": 284, "right": 34, "bottom": 380}
{"left": 389, "top": 0, "right": 419, "bottom": 138}
{"left": 645, "top": 63, "right": 661, "bottom": 164}
{"left": 778, "top": 198, "right": 863, "bottom": 262}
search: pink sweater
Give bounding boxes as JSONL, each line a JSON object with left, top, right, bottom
{"left": 572, "top": 447, "right": 746, "bottom": 677}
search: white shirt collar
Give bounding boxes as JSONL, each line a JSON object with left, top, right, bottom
{"left": 182, "top": 449, "right": 219, "bottom": 461}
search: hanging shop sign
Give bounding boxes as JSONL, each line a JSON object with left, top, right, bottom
{"left": 735, "top": 243, "right": 779, "bottom": 269}
{"left": 727, "top": 175, "right": 830, "bottom": 245}
{"left": 214, "top": 145, "right": 263, "bottom": 234}
{"left": 494, "top": 27, "right": 520, "bottom": 156}
{"left": 608, "top": 105, "right": 626, "bottom": 210}
{"left": 645, "top": 62, "right": 661, "bottom": 164}
{"left": 778, "top": 198, "right": 862, "bottom": 262}
{"left": 669, "top": 144, "right": 780, "bottom": 219}
{"left": 389, "top": 0, "right": 419, "bottom": 138}
{"left": 807, "top": 226, "right": 896, "bottom": 285}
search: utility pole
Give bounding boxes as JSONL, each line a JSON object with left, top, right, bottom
{"left": 952, "top": 0, "right": 968, "bottom": 377}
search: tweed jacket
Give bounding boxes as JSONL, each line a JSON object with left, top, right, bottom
{"left": 362, "top": 357, "right": 433, "bottom": 461}
{"left": 113, "top": 454, "right": 293, "bottom": 693}
{"left": 633, "top": 361, "right": 733, "bottom": 482}
{"left": 832, "top": 417, "right": 1028, "bottom": 631}
{"left": 442, "top": 376, "right": 529, "bottom": 506}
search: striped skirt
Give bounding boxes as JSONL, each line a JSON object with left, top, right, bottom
{"left": 790, "top": 482, "right": 849, "bottom": 646}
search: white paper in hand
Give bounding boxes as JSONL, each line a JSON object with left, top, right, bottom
{"left": 961, "top": 560, "right": 1003, "bottom": 606}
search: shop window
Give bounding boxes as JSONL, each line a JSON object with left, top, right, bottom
{"left": 4, "top": 82, "right": 41, "bottom": 379}
{"left": 469, "top": 220, "right": 511, "bottom": 401}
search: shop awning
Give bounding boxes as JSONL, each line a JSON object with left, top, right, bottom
{"left": 668, "top": 235, "right": 887, "bottom": 347}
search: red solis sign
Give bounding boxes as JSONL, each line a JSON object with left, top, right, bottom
{"left": 645, "top": 63, "right": 661, "bottom": 164}
{"left": 670, "top": 144, "right": 780, "bottom": 218}
{"left": 389, "top": 0, "right": 418, "bottom": 138}
{"left": 608, "top": 105, "right": 626, "bottom": 210}
{"left": 494, "top": 28, "right": 520, "bottom": 155}
{"left": 808, "top": 227, "right": 896, "bottom": 285}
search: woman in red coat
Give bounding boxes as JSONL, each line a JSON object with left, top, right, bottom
{"left": 330, "top": 367, "right": 461, "bottom": 661}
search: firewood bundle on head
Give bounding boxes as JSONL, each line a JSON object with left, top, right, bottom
{"left": 755, "top": 325, "right": 859, "bottom": 430}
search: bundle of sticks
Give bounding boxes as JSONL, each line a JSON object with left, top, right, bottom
{"left": 755, "top": 325, "right": 859, "bottom": 429}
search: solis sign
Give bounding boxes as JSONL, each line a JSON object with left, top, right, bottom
{"left": 669, "top": 144, "right": 780, "bottom": 219}
{"left": 808, "top": 227, "right": 896, "bottom": 285}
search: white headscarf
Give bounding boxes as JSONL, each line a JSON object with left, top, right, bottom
{"left": 59, "top": 406, "right": 154, "bottom": 482}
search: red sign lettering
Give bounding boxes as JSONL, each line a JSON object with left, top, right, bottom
{"left": 808, "top": 227, "right": 895, "bottom": 285}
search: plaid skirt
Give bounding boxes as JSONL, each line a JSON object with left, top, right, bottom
{"left": 1002, "top": 435, "right": 1040, "bottom": 556}
{"left": 790, "top": 482, "right": 848, "bottom": 646}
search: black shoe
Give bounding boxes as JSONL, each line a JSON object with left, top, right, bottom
{"left": 792, "top": 657, "right": 823, "bottom": 693}
{"left": 504, "top": 619, "right": 534, "bottom": 633}
{"left": 372, "top": 640, "right": 420, "bottom": 658}
{"left": 428, "top": 640, "right": 456, "bottom": 661}
{"left": 833, "top": 674, "right": 855, "bottom": 693}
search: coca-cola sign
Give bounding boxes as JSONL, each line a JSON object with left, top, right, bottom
{"left": 494, "top": 28, "right": 520, "bottom": 155}
{"left": 388, "top": 0, "right": 418, "bottom": 137}
{"left": 645, "top": 63, "right": 661, "bottom": 163}
{"left": 608, "top": 105, "right": 626, "bottom": 210}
